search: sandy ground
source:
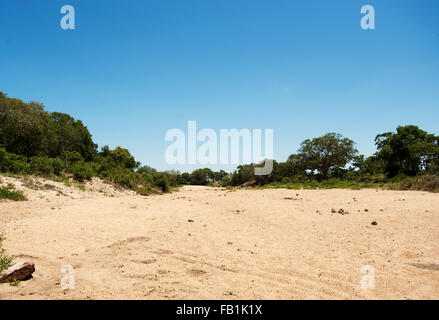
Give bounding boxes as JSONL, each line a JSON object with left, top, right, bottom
{"left": 1, "top": 182, "right": 439, "bottom": 300}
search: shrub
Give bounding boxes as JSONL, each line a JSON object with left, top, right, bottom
{"left": 29, "top": 156, "right": 53, "bottom": 175}
{"left": 177, "top": 172, "right": 190, "bottom": 185}
{"left": 0, "top": 187, "right": 27, "bottom": 201}
{"left": 51, "top": 158, "right": 65, "bottom": 175}
{"left": 0, "top": 148, "right": 28, "bottom": 173}
{"left": 415, "top": 175, "right": 439, "bottom": 192}
{"left": 153, "top": 173, "right": 170, "bottom": 192}
{"left": 61, "top": 150, "right": 83, "bottom": 168}
{"left": 72, "top": 162, "right": 94, "bottom": 181}
{"left": 135, "top": 184, "right": 154, "bottom": 196}
{"left": 105, "top": 168, "right": 139, "bottom": 189}
{"left": 0, "top": 235, "right": 13, "bottom": 272}
{"left": 220, "top": 174, "right": 231, "bottom": 187}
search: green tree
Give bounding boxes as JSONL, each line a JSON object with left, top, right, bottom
{"left": 298, "top": 133, "right": 358, "bottom": 180}
{"left": 96, "top": 146, "right": 140, "bottom": 171}
{"left": 0, "top": 93, "right": 49, "bottom": 157}
{"left": 41, "top": 112, "right": 97, "bottom": 160}
{"left": 375, "top": 125, "right": 439, "bottom": 177}
{"left": 190, "top": 168, "right": 215, "bottom": 185}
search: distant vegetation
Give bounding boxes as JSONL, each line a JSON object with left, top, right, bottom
{"left": 196, "top": 127, "right": 439, "bottom": 192}
{"left": 0, "top": 91, "right": 177, "bottom": 195}
{"left": 1, "top": 91, "right": 438, "bottom": 195}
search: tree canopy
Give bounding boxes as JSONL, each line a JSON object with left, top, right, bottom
{"left": 297, "top": 133, "right": 358, "bottom": 179}
{"left": 375, "top": 125, "right": 439, "bottom": 177}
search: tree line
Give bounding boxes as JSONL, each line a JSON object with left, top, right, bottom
{"left": 0, "top": 91, "right": 173, "bottom": 194}
{"left": 184, "top": 128, "right": 439, "bottom": 191}
{"left": 1, "top": 91, "right": 439, "bottom": 193}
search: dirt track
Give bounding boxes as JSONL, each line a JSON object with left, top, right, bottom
{"left": 1, "top": 186, "right": 439, "bottom": 299}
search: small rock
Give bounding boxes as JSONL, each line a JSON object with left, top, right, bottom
{"left": 188, "top": 219, "right": 194, "bottom": 222}
{"left": 338, "top": 209, "right": 344, "bottom": 214}
{"left": 371, "top": 221, "right": 378, "bottom": 226}
{"left": 364, "top": 209, "right": 369, "bottom": 212}
{"left": 331, "top": 209, "right": 336, "bottom": 213}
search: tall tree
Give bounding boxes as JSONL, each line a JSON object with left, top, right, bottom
{"left": 375, "top": 125, "right": 439, "bottom": 177}
{"left": 298, "top": 133, "right": 358, "bottom": 179}
{"left": 0, "top": 93, "right": 49, "bottom": 157}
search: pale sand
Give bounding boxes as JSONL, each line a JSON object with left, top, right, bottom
{"left": 1, "top": 184, "right": 439, "bottom": 299}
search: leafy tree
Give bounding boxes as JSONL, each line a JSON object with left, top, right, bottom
{"left": 375, "top": 125, "right": 439, "bottom": 177}
{"left": 230, "top": 164, "right": 256, "bottom": 186}
{"left": 153, "top": 173, "right": 170, "bottom": 192}
{"left": 298, "top": 133, "right": 358, "bottom": 180}
{"left": 189, "top": 168, "right": 215, "bottom": 185}
{"left": 177, "top": 172, "right": 191, "bottom": 185}
{"left": 41, "top": 112, "right": 97, "bottom": 160}
{"left": 0, "top": 94, "right": 49, "bottom": 157}
{"left": 96, "top": 146, "right": 140, "bottom": 171}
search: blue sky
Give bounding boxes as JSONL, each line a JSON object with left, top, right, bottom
{"left": 0, "top": 0, "right": 438, "bottom": 172}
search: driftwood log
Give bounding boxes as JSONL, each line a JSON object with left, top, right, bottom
{"left": 0, "top": 261, "right": 35, "bottom": 283}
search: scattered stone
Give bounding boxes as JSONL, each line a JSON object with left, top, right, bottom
{"left": 371, "top": 221, "right": 378, "bottom": 226}
{"left": 364, "top": 209, "right": 369, "bottom": 212}
{"left": 188, "top": 219, "right": 194, "bottom": 223}
{"left": 0, "top": 261, "right": 35, "bottom": 283}
{"left": 331, "top": 209, "right": 336, "bottom": 213}
{"left": 338, "top": 209, "right": 344, "bottom": 214}
{"left": 227, "top": 242, "right": 233, "bottom": 245}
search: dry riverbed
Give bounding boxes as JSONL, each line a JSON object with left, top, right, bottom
{"left": 1, "top": 184, "right": 438, "bottom": 299}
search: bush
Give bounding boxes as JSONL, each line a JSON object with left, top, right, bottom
{"left": 72, "top": 162, "right": 94, "bottom": 181}
{"left": 104, "top": 168, "right": 139, "bottom": 189}
{"left": 177, "top": 172, "right": 190, "bottom": 185}
{"left": 220, "top": 174, "right": 231, "bottom": 187}
{"left": 0, "top": 235, "right": 13, "bottom": 272}
{"left": 153, "top": 173, "right": 170, "bottom": 192}
{"left": 61, "top": 150, "right": 83, "bottom": 168}
{"left": 29, "top": 156, "right": 53, "bottom": 175}
{"left": 415, "top": 175, "right": 439, "bottom": 192}
{"left": 0, "top": 187, "right": 27, "bottom": 201}
{"left": 0, "top": 148, "right": 28, "bottom": 173}
{"left": 51, "top": 158, "right": 65, "bottom": 175}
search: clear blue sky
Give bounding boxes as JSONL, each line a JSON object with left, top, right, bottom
{"left": 1, "top": 0, "right": 438, "bottom": 172}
